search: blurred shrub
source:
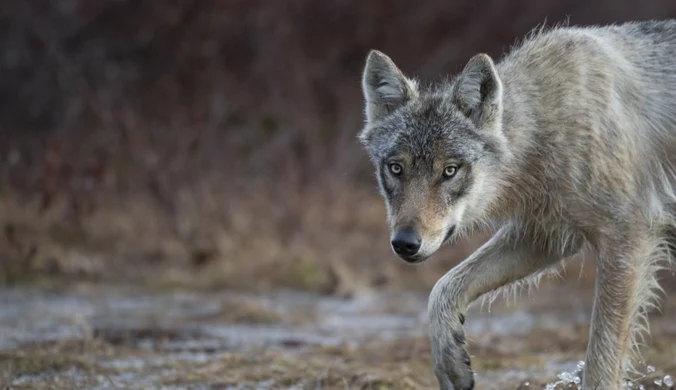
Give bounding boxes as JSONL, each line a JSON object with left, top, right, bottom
{"left": 0, "top": 0, "right": 675, "bottom": 291}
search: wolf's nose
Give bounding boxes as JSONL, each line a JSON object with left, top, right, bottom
{"left": 391, "top": 228, "right": 421, "bottom": 256}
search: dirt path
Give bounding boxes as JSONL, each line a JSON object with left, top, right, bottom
{"left": 0, "top": 280, "right": 674, "bottom": 389}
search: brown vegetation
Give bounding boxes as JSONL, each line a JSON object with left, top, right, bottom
{"left": 2, "top": 1, "right": 676, "bottom": 292}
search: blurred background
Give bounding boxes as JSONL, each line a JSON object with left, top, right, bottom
{"left": 4, "top": 0, "right": 676, "bottom": 294}
{"left": 2, "top": 2, "right": 676, "bottom": 389}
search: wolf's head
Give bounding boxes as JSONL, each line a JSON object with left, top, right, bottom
{"left": 359, "top": 50, "right": 511, "bottom": 264}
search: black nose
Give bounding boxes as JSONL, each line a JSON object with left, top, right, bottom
{"left": 391, "top": 228, "right": 421, "bottom": 257}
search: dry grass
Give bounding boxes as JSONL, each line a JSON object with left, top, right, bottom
{"left": 1, "top": 325, "right": 674, "bottom": 389}
{"left": 2, "top": 1, "right": 676, "bottom": 295}
{"left": 0, "top": 181, "right": 486, "bottom": 294}
{"left": 0, "top": 279, "right": 674, "bottom": 389}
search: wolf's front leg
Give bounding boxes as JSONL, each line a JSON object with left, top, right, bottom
{"left": 582, "top": 235, "right": 653, "bottom": 390}
{"left": 429, "top": 224, "right": 581, "bottom": 390}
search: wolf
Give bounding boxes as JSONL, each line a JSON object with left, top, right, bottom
{"left": 358, "top": 19, "right": 676, "bottom": 390}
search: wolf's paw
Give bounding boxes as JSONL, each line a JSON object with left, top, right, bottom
{"left": 430, "top": 316, "right": 474, "bottom": 390}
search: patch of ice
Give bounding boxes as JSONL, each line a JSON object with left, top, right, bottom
{"left": 544, "top": 361, "right": 675, "bottom": 390}
{"left": 545, "top": 360, "right": 584, "bottom": 390}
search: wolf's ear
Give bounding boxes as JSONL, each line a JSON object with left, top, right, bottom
{"left": 452, "top": 53, "right": 503, "bottom": 129}
{"left": 361, "top": 50, "right": 418, "bottom": 124}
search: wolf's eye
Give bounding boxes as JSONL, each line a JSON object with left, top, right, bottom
{"left": 443, "top": 165, "right": 458, "bottom": 178}
{"left": 389, "top": 163, "right": 403, "bottom": 176}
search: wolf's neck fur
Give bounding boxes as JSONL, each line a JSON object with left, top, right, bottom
{"left": 478, "top": 55, "right": 559, "bottom": 226}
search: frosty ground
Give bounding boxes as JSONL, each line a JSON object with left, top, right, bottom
{"left": 1, "top": 266, "right": 675, "bottom": 390}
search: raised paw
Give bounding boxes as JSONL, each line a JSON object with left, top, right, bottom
{"left": 430, "top": 323, "right": 474, "bottom": 390}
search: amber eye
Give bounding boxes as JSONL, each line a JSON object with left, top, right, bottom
{"left": 389, "top": 163, "right": 403, "bottom": 176}
{"left": 443, "top": 165, "right": 458, "bottom": 178}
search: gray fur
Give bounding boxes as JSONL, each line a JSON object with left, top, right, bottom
{"left": 359, "top": 19, "right": 676, "bottom": 390}
{"left": 362, "top": 50, "right": 419, "bottom": 124}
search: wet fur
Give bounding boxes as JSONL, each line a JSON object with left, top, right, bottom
{"left": 359, "top": 19, "right": 676, "bottom": 390}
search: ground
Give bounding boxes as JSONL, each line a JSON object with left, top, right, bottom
{"left": 1, "top": 261, "right": 675, "bottom": 390}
